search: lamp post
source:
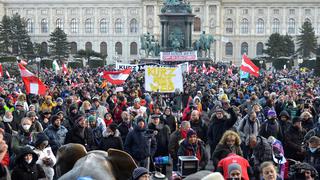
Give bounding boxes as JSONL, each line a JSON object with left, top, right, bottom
{"left": 35, "top": 57, "right": 41, "bottom": 78}
{"left": 259, "top": 60, "right": 263, "bottom": 68}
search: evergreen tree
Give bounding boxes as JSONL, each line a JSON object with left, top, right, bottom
{"left": 0, "top": 15, "right": 12, "bottom": 53}
{"left": 297, "top": 21, "right": 318, "bottom": 59}
{"left": 48, "top": 27, "right": 69, "bottom": 61}
{"left": 283, "top": 34, "right": 295, "bottom": 57}
{"left": 10, "top": 13, "right": 32, "bottom": 56}
{"left": 264, "top": 33, "right": 284, "bottom": 59}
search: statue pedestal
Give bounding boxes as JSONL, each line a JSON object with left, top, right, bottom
{"left": 159, "top": 8, "right": 195, "bottom": 52}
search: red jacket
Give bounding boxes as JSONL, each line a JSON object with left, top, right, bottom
{"left": 113, "top": 102, "right": 128, "bottom": 124}
{"left": 0, "top": 152, "right": 9, "bottom": 166}
{"left": 217, "top": 153, "right": 250, "bottom": 180}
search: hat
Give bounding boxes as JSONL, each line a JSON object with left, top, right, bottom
{"left": 56, "top": 97, "right": 63, "bottom": 103}
{"left": 132, "top": 167, "right": 149, "bottom": 180}
{"left": 228, "top": 163, "right": 242, "bottom": 175}
{"left": 69, "top": 104, "right": 78, "bottom": 112}
{"left": 34, "top": 133, "right": 49, "bottom": 147}
{"left": 187, "top": 129, "right": 197, "bottom": 138}
{"left": 292, "top": 117, "right": 302, "bottom": 124}
{"left": 151, "top": 114, "right": 160, "bottom": 119}
{"left": 136, "top": 116, "right": 145, "bottom": 123}
{"left": 215, "top": 108, "right": 224, "bottom": 113}
{"left": 108, "top": 123, "right": 117, "bottom": 132}
{"left": 87, "top": 115, "right": 96, "bottom": 122}
{"left": 15, "top": 101, "right": 24, "bottom": 107}
{"left": 89, "top": 108, "right": 97, "bottom": 114}
{"left": 26, "top": 111, "right": 36, "bottom": 117}
{"left": 75, "top": 114, "right": 85, "bottom": 124}
{"left": 55, "top": 111, "right": 64, "bottom": 116}
{"left": 267, "top": 110, "right": 277, "bottom": 117}
{"left": 134, "top": 98, "right": 140, "bottom": 103}
{"left": 92, "top": 97, "right": 100, "bottom": 102}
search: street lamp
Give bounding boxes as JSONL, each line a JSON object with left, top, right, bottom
{"left": 259, "top": 60, "right": 263, "bottom": 68}
{"left": 35, "top": 57, "right": 41, "bottom": 78}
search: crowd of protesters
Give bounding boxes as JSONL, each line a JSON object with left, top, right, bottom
{"left": 0, "top": 62, "right": 319, "bottom": 180}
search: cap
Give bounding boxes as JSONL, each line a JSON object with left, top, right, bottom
{"left": 15, "top": 101, "right": 24, "bottom": 107}
{"left": 187, "top": 129, "right": 197, "bottom": 138}
{"left": 34, "top": 133, "right": 49, "bottom": 147}
{"left": 136, "top": 116, "right": 145, "bottom": 123}
{"left": 26, "top": 111, "right": 36, "bottom": 117}
{"left": 151, "top": 114, "right": 160, "bottom": 119}
{"left": 267, "top": 110, "right": 277, "bottom": 117}
{"left": 87, "top": 115, "right": 96, "bottom": 122}
{"left": 228, "top": 163, "right": 242, "bottom": 175}
{"left": 292, "top": 117, "right": 302, "bottom": 124}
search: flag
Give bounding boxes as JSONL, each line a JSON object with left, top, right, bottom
{"left": 240, "top": 70, "right": 249, "bottom": 79}
{"left": 102, "top": 68, "right": 132, "bottom": 85}
{"left": 188, "top": 64, "right": 192, "bottom": 74}
{"left": 208, "top": 66, "right": 217, "bottom": 74}
{"left": 0, "top": 63, "right": 3, "bottom": 78}
{"left": 240, "top": 54, "right": 260, "bottom": 77}
{"left": 20, "top": 59, "right": 28, "bottom": 66}
{"left": 62, "top": 63, "right": 68, "bottom": 75}
{"left": 18, "top": 64, "right": 47, "bottom": 95}
{"left": 228, "top": 68, "right": 233, "bottom": 75}
{"left": 193, "top": 66, "right": 198, "bottom": 73}
{"left": 52, "top": 60, "right": 60, "bottom": 74}
{"left": 5, "top": 71, "right": 10, "bottom": 79}
{"left": 202, "top": 63, "right": 207, "bottom": 74}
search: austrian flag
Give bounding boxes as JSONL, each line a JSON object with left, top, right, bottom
{"left": 102, "top": 68, "right": 132, "bottom": 85}
{"left": 18, "top": 64, "right": 47, "bottom": 95}
{"left": 240, "top": 54, "right": 260, "bottom": 77}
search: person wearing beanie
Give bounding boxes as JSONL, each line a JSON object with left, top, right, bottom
{"left": 38, "top": 110, "right": 51, "bottom": 130}
{"left": 177, "top": 129, "right": 208, "bottom": 170}
{"left": 284, "top": 117, "right": 306, "bottom": 162}
{"left": 160, "top": 107, "right": 177, "bottom": 133}
{"left": 124, "top": 115, "right": 157, "bottom": 168}
{"left": 132, "top": 166, "right": 150, "bottom": 180}
{"left": 65, "top": 115, "right": 96, "bottom": 151}
{"left": 88, "top": 114, "right": 104, "bottom": 148}
{"left": 12, "top": 100, "right": 27, "bottom": 131}
{"left": 52, "top": 97, "right": 66, "bottom": 116}
{"left": 33, "top": 133, "right": 56, "bottom": 180}
{"left": 11, "top": 146, "right": 46, "bottom": 180}
{"left": 278, "top": 110, "right": 292, "bottom": 139}
{"left": 99, "top": 123, "right": 123, "bottom": 151}
{"left": 259, "top": 109, "right": 283, "bottom": 141}
{"left": 27, "top": 111, "right": 43, "bottom": 133}
{"left": 216, "top": 153, "right": 253, "bottom": 180}
{"left": 44, "top": 115, "right": 68, "bottom": 155}
{"left": 304, "top": 136, "right": 320, "bottom": 174}
{"left": 112, "top": 95, "right": 128, "bottom": 124}
{"left": 64, "top": 104, "right": 79, "bottom": 131}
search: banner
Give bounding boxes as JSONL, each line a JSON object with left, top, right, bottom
{"left": 177, "top": 62, "right": 189, "bottom": 73}
{"left": 160, "top": 51, "right": 197, "bottom": 61}
{"left": 145, "top": 67, "right": 183, "bottom": 93}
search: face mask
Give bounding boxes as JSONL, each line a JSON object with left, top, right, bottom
{"left": 26, "top": 158, "right": 33, "bottom": 164}
{"left": 309, "top": 147, "right": 318, "bottom": 153}
{"left": 22, "top": 124, "right": 31, "bottom": 131}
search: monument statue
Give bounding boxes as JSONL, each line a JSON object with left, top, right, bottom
{"left": 193, "top": 31, "right": 215, "bottom": 58}
{"left": 140, "top": 32, "right": 160, "bottom": 57}
{"left": 161, "top": 0, "right": 192, "bottom": 13}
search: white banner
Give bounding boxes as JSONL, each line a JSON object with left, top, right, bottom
{"left": 177, "top": 62, "right": 189, "bottom": 73}
{"left": 145, "top": 67, "right": 183, "bottom": 93}
{"left": 160, "top": 51, "right": 197, "bottom": 61}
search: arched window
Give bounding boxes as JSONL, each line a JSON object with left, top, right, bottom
{"left": 71, "top": 18, "right": 79, "bottom": 33}
{"left": 194, "top": 17, "right": 201, "bottom": 32}
{"left": 115, "top": 18, "right": 122, "bottom": 33}
{"left": 240, "top": 18, "right": 249, "bottom": 34}
{"left": 100, "top": 19, "right": 108, "bottom": 33}
{"left": 130, "top": 42, "right": 138, "bottom": 55}
{"left": 70, "top": 42, "right": 77, "bottom": 54}
{"left": 100, "top": 42, "right": 107, "bottom": 56}
{"left": 241, "top": 42, "right": 248, "bottom": 55}
{"left": 256, "top": 18, "right": 264, "bottom": 34}
{"left": 41, "top": 18, "right": 48, "bottom": 33}
{"left": 225, "top": 42, "right": 233, "bottom": 56}
{"left": 40, "top": 42, "right": 48, "bottom": 56}
{"left": 225, "top": 18, "right": 233, "bottom": 33}
{"left": 256, "top": 42, "right": 264, "bottom": 56}
{"left": 130, "top": 19, "right": 138, "bottom": 33}
{"left": 288, "top": 18, "right": 295, "bottom": 34}
{"left": 272, "top": 18, "right": 280, "bottom": 33}
{"left": 115, "top": 42, "right": 122, "bottom": 55}
{"left": 26, "top": 19, "right": 34, "bottom": 33}
{"left": 85, "top": 18, "right": 93, "bottom": 33}
{"left": 85, "top": 42, "right": 92, "bottom": 51}
{"left": 56, "top": 18, "right": 63, "bottom": 29}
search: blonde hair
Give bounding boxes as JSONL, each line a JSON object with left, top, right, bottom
{"left": 218, "top": 130, "right": 241, "bottom": 146}
{"left": 17, "top": 94, "right": 26, "bottom": 101}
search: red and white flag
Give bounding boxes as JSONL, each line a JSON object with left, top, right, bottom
{"left": 62, "top": 63, "right": 68, "bottom": 75}
{"left": 193, "top": 66, "right": 198, "bottom": 73}
{"left": 20, "top": 59, "right": 28, "bottom": 66}
{"left": 18, "top": 64, "right": 47, "bottom": 95}
{"left": 208, "top": 66, "right": 217, "bottom": 74}
{"left": 228, "top": 68, "right": 233, "bottom": 75}
{"left": 0, "top": 63, "right": 3, "bottom": 78}
{"left": 5, "top": 71, "right": 10, "bottom": 78}
{"left": 202, "top": 63, "right": 207, "bottom": 74}
{"left": 102, "top": 68, "right": 132, "bottom": 85}
{"left": 188, "top": 64, "right": 192, "bottom": 74}
{"left": 240, "top": 54, "right": 260, "bottom": 77}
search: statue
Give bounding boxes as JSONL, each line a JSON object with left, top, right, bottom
{"left": 161, "top": 0, "right": 192, "bottom": 13}
{"left": 140, "top": 32, "right": 160, "bottom": 57}
{"left": 193, "top": 31, "right": 215, "bottom": 57}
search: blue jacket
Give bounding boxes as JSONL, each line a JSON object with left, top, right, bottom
{"left": 44, "top": 124, "right": 68, "bottom": 155}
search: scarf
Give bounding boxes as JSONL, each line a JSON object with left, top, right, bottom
{"left": 180, "top": 129, "right": 188, "bottom": 139}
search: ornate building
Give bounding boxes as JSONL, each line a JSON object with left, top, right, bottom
{"left": 1, "top": 0, "right": 320, "bottom": 64}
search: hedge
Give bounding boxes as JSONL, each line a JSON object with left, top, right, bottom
{"left": 88, "top": 59, "right": 105, "bottom": 68}
{"left": 68, "top": 61, "right": 83, "bottom": 69}
{"left": 0, "top": 56, "right": 17, "bottom": 63}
